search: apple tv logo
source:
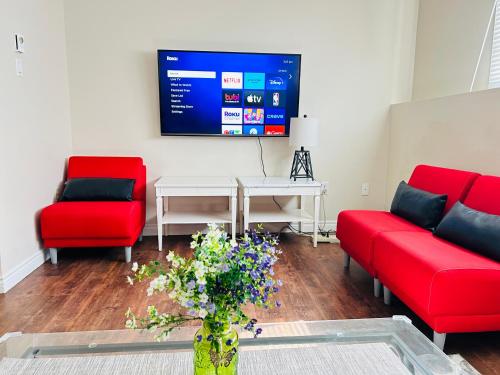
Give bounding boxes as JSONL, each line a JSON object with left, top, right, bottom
{"left": 244, "top": 90, "right": 264, "bottom": 107}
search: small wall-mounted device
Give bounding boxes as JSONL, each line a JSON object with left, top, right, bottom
{"left": 14, "top": 34, "right": 25, "bottom": 53}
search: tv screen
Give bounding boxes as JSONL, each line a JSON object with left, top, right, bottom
{"left": 158, "top": 50, "right": 301, "bottom": 137}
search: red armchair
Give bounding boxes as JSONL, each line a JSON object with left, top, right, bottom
{"left": 41, "top": 156, "right": 146, "bottom": 264}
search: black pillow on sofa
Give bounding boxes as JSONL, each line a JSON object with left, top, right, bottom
{"left": 434, "top": 202, "right": 500, "bottom": 262}
{"left": 390, "top": 181, "right": 447, "bottom": 230}
{"left": 60, "top": 178, "right": 135, "bottom": 202}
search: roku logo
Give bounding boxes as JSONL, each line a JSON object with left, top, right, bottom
{"left": 166, "top": 56, "right": 178, "bottom": 61}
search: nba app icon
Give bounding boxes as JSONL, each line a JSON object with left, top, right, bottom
{"left": 273, "top": 93, "right": 280, "bottom": 106}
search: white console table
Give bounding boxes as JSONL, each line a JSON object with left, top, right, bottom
{"left": 154, "top": 176, "right": 238, "bottom": 251}
{"left": 238, "top": 177, "right": 322, "bottom": 247}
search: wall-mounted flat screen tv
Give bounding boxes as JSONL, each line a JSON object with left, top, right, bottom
{"left": 158, "top": 50, "right": 301, "bottom": 137}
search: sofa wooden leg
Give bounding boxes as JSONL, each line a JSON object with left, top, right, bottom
{"left": 383, "top": 286, "right": 392, "bottom": 305}
{"left": 124, "top": 246, "right": 132, "bottom": 263}
{"left": 343, "top": 252, "right": 350, "bottom": 268}
{"left": 433, "top": 331, "right": 446, "bottom": 350}
{"left": 49, "top": 248, "right": 58, "bottom": 265}
{"left": 374, "top": 278, "right": 381, "bottom": 297}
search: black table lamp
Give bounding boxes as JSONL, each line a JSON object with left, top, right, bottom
{"left": 289, "top": 115, "right": 319, "bottom": 181}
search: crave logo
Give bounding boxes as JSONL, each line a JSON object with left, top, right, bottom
{"left": 222, "top": 90, "right": 242, "bottom": 106}
{"left": 265, "top": 108, "right": 285, "bottom": 124}
{"left": 244, "top": 90, "right": 264, "bottom": 107}
{"left": 221, "top": 108, "right": 242, "bottom": 124}
{"left": 222, "top": 72, "right": 243, "bottom": 89}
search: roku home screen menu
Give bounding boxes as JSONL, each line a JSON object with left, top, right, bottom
{"left": 158, "top": 50, "right": 301, "bottom": 136}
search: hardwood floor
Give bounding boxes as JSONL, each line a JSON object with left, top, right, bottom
{"left": 0, "top": 235, "right": 498, "bottom": 374}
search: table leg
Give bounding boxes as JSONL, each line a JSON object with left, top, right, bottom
{"left": 156, "top": 196, "right": 163, "bottom": 251}
{"left": 313, "top": 194, "right": 320, "bottom": 247}
{"left": 244, "top": 195, "right": 250, "bottom": 233}
{"left": 298, "top": 195, "right": 303, "bottom": 233}
{"left": 231, "top": 196, "right": 237, "bottom": 239}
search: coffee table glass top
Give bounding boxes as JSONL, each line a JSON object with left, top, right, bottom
{"left": 0, "top": 317, "right": 470, "bottom": 374}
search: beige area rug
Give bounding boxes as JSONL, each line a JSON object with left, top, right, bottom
{"left": 0, "top": 342, "right": 412, "bottom": 375}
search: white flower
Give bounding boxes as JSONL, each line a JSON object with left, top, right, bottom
{"left": 198, "top": 309, "right": 208, "bottom": 319}
{"left": 131, "top": 262, "right": 139, "bottom": 272}
{"left": 172, "top": 259, "right": 180, "bottom": 268}
{"left": 230, "top": 239, "right": 237, "bottom": 248}
{"left": 168, "top": 290, "right": 177, "bottom": 299}
{"left": 126, "top": 276, "right": 134, "bottom": 285}
{"left": 190, "top": 240, "right": 197, "bottom": 249}
{"left": 199, "top": 293, "right": 208, "bottom": 303}
{"left": 147, "top": 287, "right": 154, "bottom": 296}
{"left": 195, "top": 268, "right": 205, "bottom": 280}
{"left": 166, "top": 251, "right": 175, "bottom": 262}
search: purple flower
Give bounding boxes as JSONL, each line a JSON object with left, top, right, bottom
{"left": 198, "top": 284, "right": 205, "bottom": 293}
{"left": 265, "top": 279, "right": 273, "bottom": 287}
{"left": 226, "top": 251, "right": 233, "bottom": 259}
{"left": 186, "top": 300, "right": 195, "bottom": 307}
{"left": 226, "top": 339, "right": 233, "bottom": 346}
{"left": 186, "top": 280, "right": 196, "bottom": 290}
{"left": 208, "top": 303, "right": 216, "bottom": 314}
{"left": 188, "top": 310, "right": 197, "bottom": 316}
{"left": 250, "top": 270, "right": 259, "bottom": 280}
{"left": 277, "top": 279, "right": 283, "bottom": 286}
{"left": 196, "top": 335, "right": 202, "bottom": 342}
{"left": 269, "top": 268, "right": 275, "bottom": 276}
{"left": 207, "top": 334, "right": 213, "bottom": 341}
{"left": 275, "top": 300, "right": 282, "bottom": 307}
{"left": 256, "top": 328, "right": 263, "bottom": 335}
{"left": 221, "top": 263, "right": 230, "bottom": 272}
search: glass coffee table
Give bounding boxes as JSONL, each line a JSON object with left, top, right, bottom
{"left": 0, "top": 316, "right": 473, "bottom": 374}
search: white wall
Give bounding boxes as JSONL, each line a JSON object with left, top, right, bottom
{"left": 412, "top": 0, "right": 496, "bottom": 100}
{"left": 63, "top": 0, "right": 418, "bottom": 234}
{"left": 387, "top": 88, "right": 500, "bottom": 206}
{"left": 0, "top": 0, "right": 72, "bottom": 291}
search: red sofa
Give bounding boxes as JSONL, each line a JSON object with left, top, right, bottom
{"left": 337, "top": 165, "right": 500, "bottom": 349}
{"left": 41, "top": 156, "right": 146, "bottom": 264}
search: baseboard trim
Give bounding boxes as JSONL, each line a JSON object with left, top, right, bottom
{"left": 143, "top": 220, "right": 337, "bottom": 237}
{"left": 0, "top": 250, "right": 48, "bottom": 293}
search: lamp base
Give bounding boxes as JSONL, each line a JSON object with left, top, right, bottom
{"left": 290, "top": 147, "right": 314, "bottom": 181}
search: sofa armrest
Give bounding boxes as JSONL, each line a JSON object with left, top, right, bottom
{"left": 429, "top": 268, "right": 500, "bottom": 317}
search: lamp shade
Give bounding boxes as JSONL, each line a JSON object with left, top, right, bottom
{"left": 289, "top": 116, "right": 319, "bottom": 148}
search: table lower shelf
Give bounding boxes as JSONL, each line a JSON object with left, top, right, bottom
{"left": 161, "top": 210, "right": 232, "bottom": 224}
{"left": 247, "top": 207, "right": 313, "bottom": 224}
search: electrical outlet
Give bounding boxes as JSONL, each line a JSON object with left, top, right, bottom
{"left": 361, "top": 183, "right": 369, "bottom": 196}
{"left": 321, "top": 181, "right": 329, "bottom": 195}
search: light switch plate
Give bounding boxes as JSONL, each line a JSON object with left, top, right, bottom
{"left": 16, "top": 59, "right": 23, "bottom": 76}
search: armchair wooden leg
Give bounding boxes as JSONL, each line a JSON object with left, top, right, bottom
{"left": 383, "top": 286, "right": 392, "bottom": 305}
{"left": 343, "top": 252, "right": 351, "bottom": 268}
{"left": 124, "top": 246, "right": 132, "bottom": 263}
{"left": 49, "top": 248, "right": 58, "bottom": 265}
{"left": 433, "top": 331, "right": 446, "bottom": 350}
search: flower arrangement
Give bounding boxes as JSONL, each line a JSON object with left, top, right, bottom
{"left": 125, "top": 224, "right": 282, "bottom": 372}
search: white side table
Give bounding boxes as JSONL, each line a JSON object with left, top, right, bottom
{"left": 238, "top": 177, "right": 323, "bottom": 247}
{"left": 154, "top": 176, "right": 238, "bottom": 251}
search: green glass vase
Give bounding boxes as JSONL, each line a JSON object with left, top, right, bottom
{"left": 193, "top": 319, "right": 239, "bottom": 375}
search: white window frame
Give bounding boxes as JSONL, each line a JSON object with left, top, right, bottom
{"left": 489, "top": 3, "right": 500, "bottom": 88}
